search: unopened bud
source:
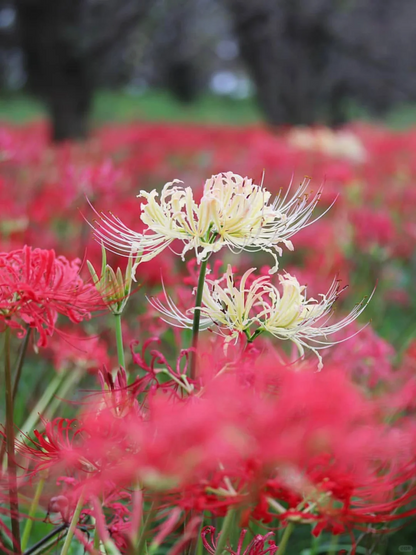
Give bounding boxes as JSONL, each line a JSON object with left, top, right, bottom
{"left": 87, "top": 244, "right": 140, "bottom": 315}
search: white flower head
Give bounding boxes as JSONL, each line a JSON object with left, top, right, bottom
{"left": 150, "top": 266, "right": 371, "bottom": 370}
{"left": 91, "top": 172, "right": 322, "bottom": 277}
{"left": 261, "top": 274, "right": 372, "bottom": 370}
{"left": 149, "top": 265, "right": 270, "bottom": 346}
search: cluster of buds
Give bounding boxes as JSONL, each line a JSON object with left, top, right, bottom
{"left": 87, "top": 244, "right": 139, "bottom": 316}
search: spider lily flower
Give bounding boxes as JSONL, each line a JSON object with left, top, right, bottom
{"left": 148, "top": 266, "right": 268, "bottom": 345}
{"left": 91, "top": 172, "right": 322, "bottom": 276}
{"left": 0, "top": 246, "right": 102, "bottom": 346}
{"left": 150, "top": 266, "right": 371, "bottom": 369}
{"left": 262, "top": 274, "right": 371, "bottom": 370}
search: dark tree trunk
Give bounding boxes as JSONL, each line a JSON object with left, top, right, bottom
{"left": 15, "top": 0, "right": 92, "bottom": 142}
{"left": 49, "top": 87, "right": 92, "bottom": 142}
{"left": 224, "top": 0, "right": 338, "bottom": 126}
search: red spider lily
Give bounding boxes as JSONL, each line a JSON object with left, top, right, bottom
{"left": 201, "top": 526, "right": 278, "bottom": 555}
{"left": 0, "top": 246, "right": 102, "bottom": 346}
{"left": 17, "top": 417, "right": 88, "bottom": 474}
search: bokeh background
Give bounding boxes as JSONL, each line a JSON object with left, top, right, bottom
{"left": 2, "top": 2, "right": 416, "bottom": 552}
{"left": 2, "top": 0, "right": 416, "bottom": 133}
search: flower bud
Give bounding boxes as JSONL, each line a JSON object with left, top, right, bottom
{"left": 87, "top": 244, "right": 139, "bottom": 315}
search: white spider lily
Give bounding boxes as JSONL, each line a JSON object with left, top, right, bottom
{"left": 148, "top": 266, "right": 267, "bottom": 344}
{"left": 261, "top": 274, "right": 371, "bottom": 370}
{"left": 91, "top": 172, "right": 322, "bottom": 277}
{"left": 200, "top": 266, "right": 270, "bottom": 332}
{"left": 149, "top": 266, "right": 371, "bottom": 369}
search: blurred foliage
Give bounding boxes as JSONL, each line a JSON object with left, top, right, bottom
{"left": 0, "top": 90, "right": 262, "bottom": 125}
{"left": 3, "top": 90, "right": 416, "bottom": 129}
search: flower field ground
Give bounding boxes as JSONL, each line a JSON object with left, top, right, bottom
{"left": 1, "top": 94, "right": 416, "bottom": 554}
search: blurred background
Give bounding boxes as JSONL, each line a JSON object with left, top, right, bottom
{"left": 1, "top": 0, "right": 416, "bottom": 136}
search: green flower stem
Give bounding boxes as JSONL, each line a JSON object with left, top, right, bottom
{"left": 93, "top": 519, "right": 101, "bottom": 552}
{"left": 327, "top": 533, "right": 339, "bottom": 555}
{"left": 135, "top": 502, "right": 158, "bottom": 555}
{"left": 21, "top": 477, "right": 45, "bottom": 551}
{"left": 45, "top": 369, "right": 82, "bottom": 422}
{"left": 195, "top": 515, "right": 206, "bottom": 555}
{"left": 190, "top": 257, "right": 209, "bottom": 379}
{"left": 12, "top": 327, "right": 31, "bottom": 401}
{"left": 0, "top": 328, "right": 32, "bottom": 468}
{"left": 59, "top": 492, "right": 84, "bottom": 555}
{"left": 20, "top": 372, "right": 64, "bottom": 436}
{"left": 277, "top": 523, "right": 295, "bottom": 555}
{"left": 114, "top": 313, "right": 126, "bottom": 370}
{"left": 214, "top": 509, "right": 236, "bottom": 555}
{"left": 4, "top": 326, "right": 22, "bottom": 554}
{"left": 23, "top": 524, "right": 67, "bottom": 555}
{"left": 309, "top": 531, "right": 321, "bottom": 555}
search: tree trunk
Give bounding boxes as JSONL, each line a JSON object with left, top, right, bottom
{"left": 15, "top": 0, "right": 92, "bottom": 142}
{"left": 48, "top": 87, "right": 92, "bottom": 142}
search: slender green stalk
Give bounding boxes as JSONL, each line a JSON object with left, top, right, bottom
{"left": 195, "top": 513, "right": 207, "bottom": 555}
{"left": 277, "top": 523, "right": 295, "bottom": 555}
{"left": 12, "top": 327, "right": 31, "bottom": 401}
{"left": 20, "top": 372, "right": 64, "bottom": 435}
{"left": 45, "top": 369, "right": 82, "bottom": 422}
{"left": 114, "top": 313, "right": 126, "bottom": 369}
{"left": 309, "top": 530, "right": 321, "bottom": 555}
{"left": 0, "top": 327, "right": 32, "bottom": 466}
{"left": 136, "top": 503, "right": 156, "bottom": 555}
{"left": 195, "top": 532, "right": 204, "bottom": 555}
{"left": 214, "top": 509, "right": 236, "bottom": 555}
{"left": 59, "top": 493, "right": 84, "bottom": 555}
{"left": 21, "top": 478, "right": 45, "bottom": 551}
{"left": 190, "top": 258, "right": 209, "bottom": 379}
{"left": 327, "top": 533, "right": 339, "bottom": 555}
{"left": 93, "top": 520, "right": 101, "bottom": 553}
{"left": 4, "top": 327, "right": 22, "bottom": 554}
{"left": 23, "top": 524, "right": 67, "bottom": 555}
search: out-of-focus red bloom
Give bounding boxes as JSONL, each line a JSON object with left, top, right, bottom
{"left": 47, "top": 328, "right": 110, "bottom": 373}
{"left": 18, "top": 417, "right": 87, "bottom": 474}
{"left": 26, "top": 355, "right": 414, "bottom": 537}
{"left": 350, "top": 208, "right": 395, "bottom": 251}
{"left": 325, "top": 322, "right": 395, "bottom": 388}
{"left": 0, "top": 245, "right": 102, "bottom": 345}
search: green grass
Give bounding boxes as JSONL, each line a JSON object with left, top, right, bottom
{"left": 94, "top": 89, "right": 262, "bottom": 124}
{"left": 0, "top": 89, "right": 263, "bottom": 126}
{"left": 1, "top": 89, "right": 416, "bottom": 128}
{"left": 0, "top": 93, "right": 46, "bottom": 122}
